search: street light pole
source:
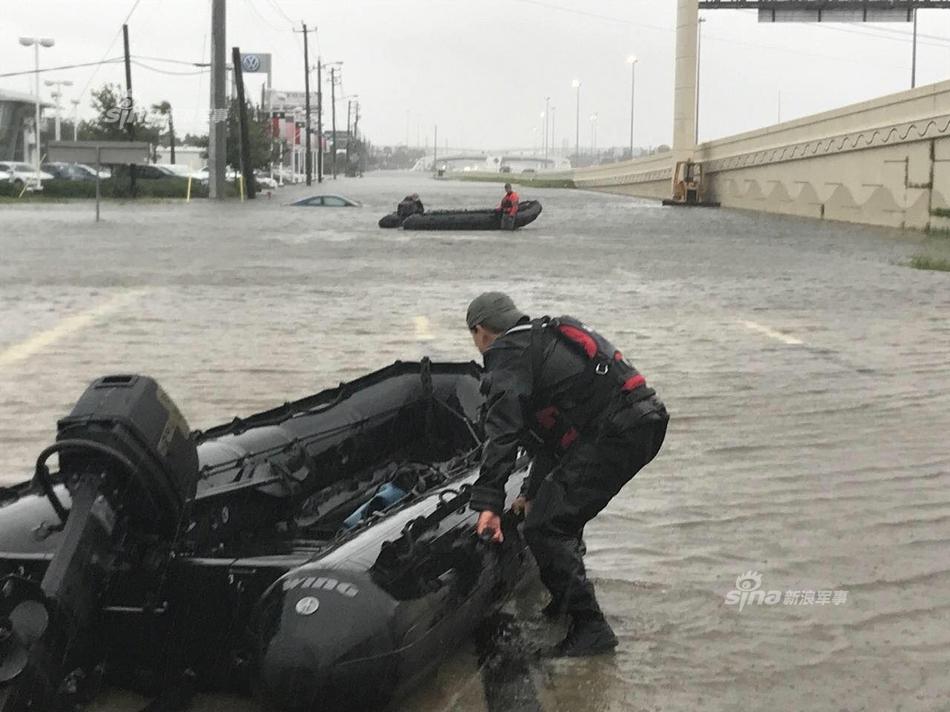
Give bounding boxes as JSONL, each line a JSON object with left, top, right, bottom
{"left": 70, "top": 98, "right": 80, "bottom": 141}
{"left": 696, "top": 17, "right": 705, "bottom": 143}
{"left": 19, "top": 37, "right": 54, "bottom": 189}
{"left": 45, "top": 79, "right": 72, "bottom": 141}
{"left": 590, "top": 113, "right": 598, "bottom": 157}
{"left": 544, "top": 96, "right": 551, "bottom": 166}
{"left": 571, "top": 79, "right": 581, "bottom": 162}
{"left": 911, "top": 8, "right": 918, "bottom": 89}
{"left": 627, "top": 55, "right": 637, "bottom": 159}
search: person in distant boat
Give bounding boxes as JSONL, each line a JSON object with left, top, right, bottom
{"left": 497, "top": 183, "right": 519, "bottom": 230}
{"left": 397, "top": 193, "right": 424, "bottom": 219}
{"left": 465, "top": 292, "right": 668, "bottom": 658}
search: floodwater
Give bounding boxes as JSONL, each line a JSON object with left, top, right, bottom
{"left": 1, "top": 173, "right": 949, "bottom": 711}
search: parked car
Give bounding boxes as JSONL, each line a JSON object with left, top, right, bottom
{"left": 42, "top": 162, "right": 97, "bottom": 181}
{"left": 254, "top": 171, "right": 278, "bottom": 190}
{"left": 158, "top": 164, "right": 203, "bottom": 180}
{"left": 290, "top": 194, "right": 361, "bottom": 208}
{"left": 194, "top": 165, "right": 239, "bottom": 184}
{"left": 83, "top": 164, "right": 112, "bottom": 179}
{"left": 0, "top": 162, "right": 55, "bottom": 191}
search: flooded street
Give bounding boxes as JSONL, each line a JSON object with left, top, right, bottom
{"left": 1, "top": 173, "right": 949, "bottom": 711}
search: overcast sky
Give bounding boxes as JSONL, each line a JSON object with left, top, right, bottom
{"left": 4, "top": 0, "right": 950, "bottom": 151}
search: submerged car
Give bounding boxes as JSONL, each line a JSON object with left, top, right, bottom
{"left": 290, "top": 194, "right": 361, "bottom": 207}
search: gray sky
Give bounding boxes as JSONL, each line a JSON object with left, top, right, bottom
{"left": 3, "top": 0, "right": 950, "bottom": 151}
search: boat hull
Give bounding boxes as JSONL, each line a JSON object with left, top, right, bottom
{"left": 393, "top": 201, "right": 543, "bottom": 231}
{"left": 0, "top": 361, "right": 532, "bottom": 711}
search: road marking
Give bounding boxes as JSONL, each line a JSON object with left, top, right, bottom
{"left": 738, "top": 319, "right": 804, "bottom": 346}
{"left": 413, "top": 316, "right": 435, "bottom": 342}
{"left": 0, "top": 289, "right": 149, "bottom": 369}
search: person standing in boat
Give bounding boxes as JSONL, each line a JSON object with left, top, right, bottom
{"left": 465, "top": 292, "right": 668, "bottom": 657}
{"left": 396, "top": 193, "right": 424, "bottom": 219}
{"left": 497, "top": 183, "right": 519, "bottom": 230}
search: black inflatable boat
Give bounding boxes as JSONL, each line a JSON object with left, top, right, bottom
{"left": 379, "top": 200, "right": 542, "bottom": 231}
{"left": 0, "top": 361, "right": 530, "bottom": 711}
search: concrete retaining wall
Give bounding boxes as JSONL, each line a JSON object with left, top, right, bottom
{"left": 572, "top": 80, "right": 950, "bottom": 231}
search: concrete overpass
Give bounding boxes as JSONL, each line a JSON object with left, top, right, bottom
{"left": 566, "top": 0, "right": 950, "bottom": 232}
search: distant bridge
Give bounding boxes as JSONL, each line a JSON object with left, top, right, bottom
{"left": 564, "top": 0, "right": 950, "bottom": 230}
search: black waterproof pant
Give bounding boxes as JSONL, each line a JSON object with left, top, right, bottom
{"left": 523, "top": 399, "right": 668, "bottom": 621}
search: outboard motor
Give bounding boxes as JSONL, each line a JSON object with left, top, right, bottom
{"left": 0, "top": 375, "right": 197, "bottom": 710}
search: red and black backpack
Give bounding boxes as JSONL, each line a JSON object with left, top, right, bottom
{"left": 529, "top": 315, "right": 654, "bottom": 451}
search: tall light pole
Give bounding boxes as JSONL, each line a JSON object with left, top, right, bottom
{"left": 571, "top": 79, "right": 581, "bottom": 162}
{"left": 627, "top": 55, "right": 637, "bottom": 159}
{"left": 544, "top": 96, "right": 551, "bottom": 166}
{"left": 45, "top": 79, "right": 72, "bottom": 141}
{"left": 540, "top": 111, "right": 546, "bottom": 161}
{"left": 550, "top": 106, "right": 556, "bottom": 160}
{"left": 70, "top": 98, "right": 80, "bottom": 141}
{"left": 696, "top": 17, "right": 706, "bottom": 143}
{"left": 589, "top": 113, "right": 598, "bottom": 157}
{"left": 19, "top": 37, "right": 54, "bottom": 188}
{"left": 911, "top": 8, "right": 918, "bottom": 88}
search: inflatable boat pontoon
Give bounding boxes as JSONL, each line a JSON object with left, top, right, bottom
{"left": 0, "top": 361, "right": 530, "bottom": 711}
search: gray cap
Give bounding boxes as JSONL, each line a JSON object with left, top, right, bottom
{"left": 466, "top": 292, "right": 526, "bottom": 332}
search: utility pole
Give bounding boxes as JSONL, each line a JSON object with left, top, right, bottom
{"left": 572, "top": 79, "right": 580, "bottom": 162}
{"left": 122, "top": 24, "right": 136, "bottom": 195}
{"left": 330, "top": 65, "right": 339, "bottom": 179}
{"left": 317, "top": 59, "right": 323, "bottom": 182}
{"left": 208, "top": 0, "right": 226, "bottom": 199}
{"left": 345, "top": 98, "right": 352, "bottom": 175}
{"left": 296, "top": 23, "right": 316, "bottom": 186}
{"left": 167, "top": 106, "right": 176, "bottom": 163}
{"left": 232, "top": 47, "right": 255, "bottom": 199}
{"left": 353, "top": 101, "right": 361, "bottom": 176}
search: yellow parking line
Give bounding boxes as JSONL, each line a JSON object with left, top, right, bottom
{"left": 0, "top": 289, "right": 149, "bottom": 369}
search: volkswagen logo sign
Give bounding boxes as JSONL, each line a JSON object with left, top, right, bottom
{"left": 241, "top": 54, "right": 262, "bottom": 72}
{"left": 295, "top": 596, "right": 320, "bottom": 616}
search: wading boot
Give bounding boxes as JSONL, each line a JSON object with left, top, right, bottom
{"left": 543, "top": 616, "right": 618, "bottom": 658}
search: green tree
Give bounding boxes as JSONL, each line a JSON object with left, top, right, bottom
{"left": 77, "top": 83, "right": 161, "bottom": 146}
{"left": 225, "top": 98, "right": 281, "bottom": 171}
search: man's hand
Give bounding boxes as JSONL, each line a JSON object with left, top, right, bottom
{"left": 476, "top": 511, "right": 503, "bottom": 544}
{"left": 511, "top": 496, "right": 531, "bottom": 517}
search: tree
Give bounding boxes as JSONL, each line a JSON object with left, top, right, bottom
{"left": 225, "top": 98, "right": 281, "bottom": 171}
{"left": 152, "top": 100, "right": 176, "bottom": 164}
{"left": 77, "top": 83, "right": 161, "bottom": 146}
{"left": 182, "top": 133, "right": 209, "bottom": 148}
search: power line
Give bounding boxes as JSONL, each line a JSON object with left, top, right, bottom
{"left": 131, "top": 60, "right": 209, "bottom": 76}
{"left": 264, "top": 0, "right": 297, "bottom": 27}
{"left": 0, "top": 58, "right": 124, "bottom": 79}
{"left": 77, "top": 0, "right": 144, "bottom": 100}
{"left": 508, "top": 0, "right": 673, "bottom": 33}
{"left": 243, "top": 0, "right": 285, "bottom": 32}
